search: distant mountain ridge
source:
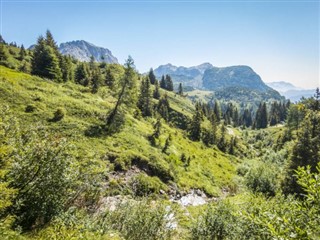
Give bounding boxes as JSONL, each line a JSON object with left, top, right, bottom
{"left": 154, "top": 63, "right": 213, "bottom": 88}
{"left": 266, "top": 81, "right": 315, "bottom": 102}
{"left": 59, "top": 40, "right": 118, "bottom": 63}
{"left": 153, "top": 63, "right": 284, "bottom": 103}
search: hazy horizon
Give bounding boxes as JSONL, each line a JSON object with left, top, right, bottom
{"left": 1, "top": 0, "right": 319, "bottom": 89}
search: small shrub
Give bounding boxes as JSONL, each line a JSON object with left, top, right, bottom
{"left": 52, "top": 108, "right": 66, "bottom": 122}
{"left": 25, "top": 104, "right": 36, "bottom": 113}
{"left": 190, "top": 201, "right": 237, "bottom": 239}
{"left": 131, "top": 173, "right": 167, "bottom": 197}
{"left": 100, "top": 200, "right": 175, "bottom": 240}
{"left": 245, "top": 163, "right": 279, "bottom": 196}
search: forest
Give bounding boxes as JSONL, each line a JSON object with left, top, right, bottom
{"left": 0, "top": 31, "right": 319, "bottom": 239}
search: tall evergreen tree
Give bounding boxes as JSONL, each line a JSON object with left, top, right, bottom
{"left": 148, "top": 68, "right": 156, "bottom": 85}
{"left": 178, "top": 83, "right": 183, "bottom": 96}
{"left": 157, "top": 94, "right": 170, "bottom": 121}
{"left": 60, "top": 55, "right": 74, "bottom": 82}
{"left": 254, "top": 102, "right": 268, "bottom": 129}
{"left": 137, "top": 77, "right": 153, "bottom": 117}
{"left": 153, "top": 80, "right": 161, "bottom": 99}
{"left": 106, "top": 56, "right": 137, "bottom": 126}
{"left": 213, "top": 100, "right": 222, "bottom": 122}
{"left": 188, "top": 106, "right": 202, "bottom": 141}
{"left": 160, "top": 75, "right": 166, "bottom": 89}
{"left": 31, "top": 35, "right": 62, "bottom": 81}
{"left": 75, "top": 63, "right": 90, "bottom": 86}
{"left": 283, "top": 110, "right": 320, "bottom": 195}
{"left": 241, "top": 108, "right": 252, "bottom": 127}
{"left": 165, "top": 75, "right": 174, "bottom": 91}
{"left": 91, "top": 68, "right": 102, "bottom": 94}
{"left": 18, "top": 44, "right": 26, "bottom": 60}
{"left": 45, "top": 30, "right": 60, "bottom": 56}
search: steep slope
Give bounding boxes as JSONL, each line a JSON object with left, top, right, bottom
{"left": 59, "top": 40, "right": 118, "bottom": 63}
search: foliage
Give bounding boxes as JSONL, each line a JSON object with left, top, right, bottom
{"left": 131, "top": 173, "right": 167, "bottom": 197}
{"left": 245, "top": 162, "right": 279, "bottom": 196}
{"left": 99, "top": 200, "right": 175, "bottom": 240}
{"left": 52, "top": 107, "right": 66, "bottom": 121}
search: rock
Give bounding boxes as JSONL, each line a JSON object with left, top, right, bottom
{"left": 59, "top": 40, "right": 118, "bottom": 63}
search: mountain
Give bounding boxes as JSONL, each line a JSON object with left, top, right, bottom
{"left": 266, "top": 81, "right": 301, "bottom": 93}
{"left": 59, "top": 40, "right": 118, "bottom": 63}
{"left": 266, "top": 81, "right": 315, "bottom": 102}
{"left": 154, "top": 63, "right": 283, "bottom": 102}
{"left": 154, "top": 63, "right": 213, "bottom": 88}
{"left": 202, "top": 65, "right": 270, "bottom": 92}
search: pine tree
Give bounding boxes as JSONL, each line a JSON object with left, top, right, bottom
{"left": 213, "top": 100, "right": 222, "bottom": 121}
{"left": 31, "top": 35, "right": 62, "bottom": 81}
{"left": 162, "top": 134, "right": 172, "bottom": 153}
{"left": 153, "top": 80, "right": 161, "bottom": 99}
{"left": 157, "top": 94, "right": 170, "bottom": 121}
{"left": 106, "top": 56, "right": 137, "bottom": 126}
{"left": 188, "top": 106, "right": 202, "bottom": 141}
{"left": 254, "top": 102, "right": 268, "bottom": 129}
{"left": 137, "top": 77, "right": 153, "bottom": 117}
{"left": 153, "top": 118, "right": 162, "bottom": 138}
{"left": 18, "top": 44, "right": 26, "bottom": 60}
{"left": 165, "top": 75, "right": 174, "bottom": 91}
{"left": 45, "top": 30, "right": 60, "bottom": 56}
{"left": 283, "top": 111, "right": 320, "bottom": 195}
{"left": 148, "top": 68, "right": 156, "bottom": 84}
{"left": 105, "top": 66, "right": 115, "bottom": 89}
{"left": 75, "top": 63, "right": 90, "bottom": 86}
{"left": 160, "top": 75, "right": 166, "bottom": 89}
{"left": 241, "top": 108, "right": 252, "bottom": 127}
{"left": 178, "top": 83, "right": 183, "bottom": 96}
{"left": 105, "top": 64, "right": 125, "bottom": 90}
{"left": 91, "top": 68, "right": 102, "bottom": 93}
{"left": 60, "top": 55, "right": 74, "bottom": 82}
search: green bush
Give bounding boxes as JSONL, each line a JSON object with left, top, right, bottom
{"left": 52, "top": 107, "right": 65, "bottom": 121}
{"left": 245, "top": 162, "right": 279, "bottom": 196}
{"left": 25, "top": 104, "right": 36, "bottom": 113}
{"left": 190, "top": 201, "right": 237, "bottom": 240}
{"left": 100, "top": 200, "right": 175, "bottom": 240}
{"left": 131, "top": 173, "right": 167, "bottom": 197}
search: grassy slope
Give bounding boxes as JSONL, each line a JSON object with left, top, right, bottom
{"left": 0, "top": 66, "right": 237, "bottom": 196}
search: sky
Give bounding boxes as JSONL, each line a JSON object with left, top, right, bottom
{"left": 1, "top": 0, "right": 319, "bottom": 89}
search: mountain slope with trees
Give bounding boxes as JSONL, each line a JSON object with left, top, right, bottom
{"left": 0, "top": 32, "right": 319, "bottom": 239}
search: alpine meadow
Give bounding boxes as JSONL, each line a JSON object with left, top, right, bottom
{"left": 0, "top": 1, "right": 319, "bottom": 239}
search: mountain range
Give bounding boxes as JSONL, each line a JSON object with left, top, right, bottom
{"left": 154, "top": 63, "right": 283, "bottom": 102}
{"left": 29, "top": 39, "right": 312, "bottom": 102}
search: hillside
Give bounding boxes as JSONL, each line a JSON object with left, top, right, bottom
{"left": 0, "top": 66, "right": 237, "bottom": 197}
{"left": 1, "top": 36, "right": 319, "bottom": 240}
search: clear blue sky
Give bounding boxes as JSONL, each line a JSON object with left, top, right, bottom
{"left": 1, "top": 0, "right": 319, "bottom": 89}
